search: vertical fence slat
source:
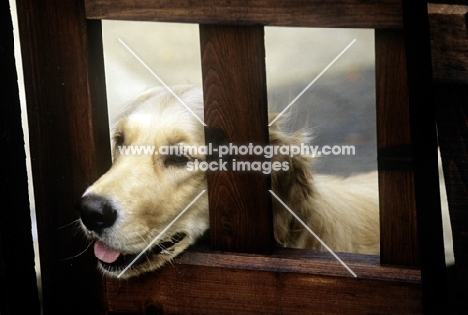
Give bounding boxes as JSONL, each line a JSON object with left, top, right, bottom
{"left": 375, "top": 29, "right": 420, "bottom": 266}
{"left": 15, "top": 0, "right": 110, "bottom": 314}
{"left": 200, "top": 25, "right": 273, "bottom": 254}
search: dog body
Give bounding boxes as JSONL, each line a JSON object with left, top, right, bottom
{"left": 78, "top": 85, "right": 379, "bottom": 278}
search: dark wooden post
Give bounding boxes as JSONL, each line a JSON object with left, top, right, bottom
{"left": 431, "top": 4, "right": 468, "bottom": 312}
{"left": 15, "top": 0, "right": 110, "bottom": 314}
{"left": 375, "top": 29, "right": 419, "bottom": 266}
{"left": 200, "top": 25, "right": 273, "bottom": 254}
{"left": 401, "top": 0, "right": 447, "bottom": 312}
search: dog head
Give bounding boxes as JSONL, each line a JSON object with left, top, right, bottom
{"left": 77, "top": 86, "right": 209, "bottom": 278}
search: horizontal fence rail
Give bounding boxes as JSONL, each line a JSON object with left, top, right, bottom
{"left": 85, "top": 0, "right": 403, "bottom": 29}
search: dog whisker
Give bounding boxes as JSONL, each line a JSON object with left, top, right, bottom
{"left": 60, "top": 241, "right": 93, "bottom": 261}
{"left": 57, "top": 219, "right": 81, "bottom": 231}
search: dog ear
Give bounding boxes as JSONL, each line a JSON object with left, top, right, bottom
{"left": 269, "top": 114, "right": 314, "bottom": 201}
{"left": 269, "top": 114, "right": 315, "bottom": 247}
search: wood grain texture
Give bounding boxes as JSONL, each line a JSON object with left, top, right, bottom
{"left": 15, "top": 0, "right": 110, "bottom": 314}
{"left": 375, "top": 29, "right": 420, "bottom": 267}
{"left": 428, "top": 4, "right": 468, "bottom": 84}
{"left": 200, "top": 25, "right": 273, "bottom": 254}
{"left": 85, "top": 0, "right": 403, "bottom": 29}
{"left": 106, "top": 247, "right": 422, "bottom": 315}
{"left": 176, "top": 244, "right": 421, "bottom": 282}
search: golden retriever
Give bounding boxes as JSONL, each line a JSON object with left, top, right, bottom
{"left": 77, "top": 85, "right": 379, "bottom": 278}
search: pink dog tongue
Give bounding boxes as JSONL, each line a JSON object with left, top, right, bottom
{"left": 94, "top": 241, "right": 121, "bottom": 263}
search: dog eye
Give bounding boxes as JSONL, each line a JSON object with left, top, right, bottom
{"left": 115, "top": 132, "right": 124, "bottom": 146}
{"left": 164, "top": 154, "right": 190, "bottom": 167}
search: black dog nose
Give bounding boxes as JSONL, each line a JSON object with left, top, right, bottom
{"left": 77, "top": 195, "right": 118, "bottom": 233}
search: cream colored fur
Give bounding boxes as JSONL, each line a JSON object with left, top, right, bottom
{"left": 81, "top": 85, "right": 379, "bottom": 278}
{"left": 269, "top": 119, "right": 379, "bottom": 254}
